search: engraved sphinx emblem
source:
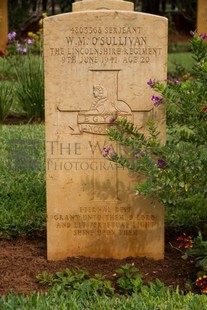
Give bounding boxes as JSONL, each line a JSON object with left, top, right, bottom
{"left": 88, "top": 84, "right": 131, "bottom": 115}
{"left": 78, "top": 84, "right": 133, "bottom": 135}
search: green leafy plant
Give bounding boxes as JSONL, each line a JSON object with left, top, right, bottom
{"left": 115, "top": 263, "right": 143, "bottom": 294}
{"left": 105, "top": 32, "right": 207, "bottom": 233}
{"left": 3, "top": 17, "right": 45, "bottom": 122}
{"left": 36, "top": 268, "right": 114, "bottom": 296}
{"left": 37, "top": 264, "right": 152, "bottom": 297}
{"left": 36, "top": 268, "right": 89, "bottom": 288}
{"left": 0, "top": 81, "right": 13, "bottom": 122}
{"left": 36, "top": 270, "right": 54, "bottom": 286}
{"left": 74, "top": 274, "right": 114, "bottom": 297}
{"left": 37, "top": 265, "right": 170, "bottom": 297}
{"left": 14, "top": 55, "right": 44, "bottom": 121}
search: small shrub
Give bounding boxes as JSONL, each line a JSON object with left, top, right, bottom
{"left": 4, "top": 15, "right": 46, "bottom": 122}
{"left": 0, "top": 81, "right": 13, "bottom": 122}
{"left": 105, "top": 32, "right": 207, "bottom": 233}
{"left": 14, "top": 55, "right": 44, "bottom": 121}
{"left": 115, "top": 263, "right": 143, "bottom": 294}
{"left": 36, "top": 268, "right": 114, "bottom": 296}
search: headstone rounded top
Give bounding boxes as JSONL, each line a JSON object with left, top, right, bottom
{"left": 73, "top": 0, "right": 134, "bottom": 12}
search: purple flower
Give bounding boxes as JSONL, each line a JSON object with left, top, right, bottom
{"left": 199, "top": 33, "right": 207, "bottom": 40}
{"left": 8, "top": 31, "right": 16, "bottom": 41}
{"left": 109, "top": 111, "right": 119, "bottom": 123}
{"left": 190, "top": 30, "right": 196, "bottom": 37}
{"left": 157, "top": 158, "right": 166, "bottom": 168}
{"left": 103, "top": 146, "right": 111, "bottom": 157}
{"left": 147, "top": 78, "right": 154, "bottom": 88}
{"left": 17, "top": 46, "right": 27, "bottom": 54}
{"left": 134, "top": 151, "right": 146, "bottom": 158}
{"left": 151, "top": 95, "right": 163, "bottom": 107}
{"left": 25, "top": 38, "right": 35, "bottom": 45}
{"left": 103, "top": 147, "right": 111, "bottom": 152}
{"left": 134, "top": 153, "right": 140, "bottom": 159}
{"left": 109, "top": 117, "right": 117, "bottom": 123}
{"left": 109, "top": 152, "right": 117, "bottom": 158}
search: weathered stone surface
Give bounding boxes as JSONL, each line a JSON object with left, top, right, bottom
{"left": 44, "top": 0, "right": 167, "bottom": 260}
{"left": 73, "top": 0, "right": 133, "bottom": 11}
{"left": 0, "top": 0, "right": 8, "bottom": 51}
{"left": 197, "top": 0, "right": 207, "bottom": 35}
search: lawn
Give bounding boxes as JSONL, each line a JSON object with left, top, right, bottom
{"left": 168, "top": 52, "right": 194, "bottom": 74}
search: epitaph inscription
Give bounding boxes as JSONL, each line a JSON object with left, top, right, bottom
{"left": 50, "top": 208, "right": 158, "bottom": 233}
{"left": 44, "top": 8, "right": 167, "bottom": 260}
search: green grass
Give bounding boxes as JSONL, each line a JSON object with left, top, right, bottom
{"left": 0, "top": 81, "right": 14, "bottom": 122}
{"left": 168, "top": 41, "right": 191, "bottom": 53}
{"left": 0, "top": 57, "right": 17, "bottom": 81}
{"left": 0, "top": 124, "right": 46, "bottom": 238}
{"left": 0, "top": 56, "right": 44, "bottom": 120}
{"left": 1, "top": 284, "right": 207, "bottom": 309}
{"left": 168, "top": 52, "right": 195, "bottom": 74}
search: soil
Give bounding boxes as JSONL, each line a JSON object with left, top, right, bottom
{"left": 0, "top": 231, "right": 196, "bottom": 296}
